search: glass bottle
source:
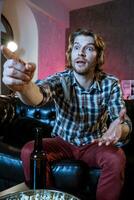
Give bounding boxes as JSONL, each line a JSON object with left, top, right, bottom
{"left": 30, "top": 127, "right": 47, "bottom": 189}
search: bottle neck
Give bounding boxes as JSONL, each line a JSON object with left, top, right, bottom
{"left": 34, "top": 130, "right": 43, "bottom": 152}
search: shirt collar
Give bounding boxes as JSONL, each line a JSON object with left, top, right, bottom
{"left": 70, "top": 70, "right": 102, "bottom": 92}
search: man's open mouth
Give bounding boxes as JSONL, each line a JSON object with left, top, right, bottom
{"left": 76, "top": 60, "right": 86, "bottom": 64}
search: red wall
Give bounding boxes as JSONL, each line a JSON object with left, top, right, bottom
{"left": 31, "top": 8, "right": 66, "bottom": 79}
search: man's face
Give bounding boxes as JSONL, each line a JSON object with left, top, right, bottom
{"left": 71, "top": 35, "right": 97, "bottom": 75}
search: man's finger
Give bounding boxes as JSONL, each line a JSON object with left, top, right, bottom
{"left": 1, "top": 45, "right": 25, "bottom": 65}
{"left": 25, "top": 63, "right": 36, "bottom": 72}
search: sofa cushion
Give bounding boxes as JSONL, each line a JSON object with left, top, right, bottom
{"left": 51, "top": 160, "right": 89, "bottom": 191}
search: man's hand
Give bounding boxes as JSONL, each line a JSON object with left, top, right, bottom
{"left": 93, "top": 109, "right": 127, "bottom": 146}
{"left": 1, "top": 45, "right": 35, "bottom": 92}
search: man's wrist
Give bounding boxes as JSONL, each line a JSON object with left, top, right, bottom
{"left": 16, "top": 82, "right": 43, "bottom": 106}
{"left": 120, "top": 121, "right": 130, "bottom": 139}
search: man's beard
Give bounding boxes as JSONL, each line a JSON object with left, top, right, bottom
{"left": 72, "top": 63, "right": 95, "bottom": 75}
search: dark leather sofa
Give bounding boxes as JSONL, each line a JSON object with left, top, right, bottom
{"left": 0, "top": 94, "right": 134, "bottom": 200}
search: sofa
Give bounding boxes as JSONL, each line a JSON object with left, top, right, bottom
{"left": 0, "top": 94, "right": 134, "bottom": 200}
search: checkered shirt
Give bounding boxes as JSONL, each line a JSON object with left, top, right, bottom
{"left": 37, "top": 70, "right": 131, "bottom": 146}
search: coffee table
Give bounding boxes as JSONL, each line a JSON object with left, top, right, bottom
{"left": 0, "top": 182, "right": 28, "bottom": 197}
{"left": 0, "top": 182, "right": 80, "bottom": 200}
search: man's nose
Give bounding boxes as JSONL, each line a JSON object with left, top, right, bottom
{"left": 78, "top": 48, "right": 86, "bottom": 57}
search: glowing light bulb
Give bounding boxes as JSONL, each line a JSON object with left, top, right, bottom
{"left": 7, "top": 41, "right": 18, "bottom": 52}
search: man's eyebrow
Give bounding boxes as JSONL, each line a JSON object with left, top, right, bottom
{"left": 73, "top": 42, "right": 95, "bottom": 46}
{"left": 73, "top": 42, "right": 79, "bottom": 45}
{"left": 87, "top": 43, "right": 95, "bottom": 46}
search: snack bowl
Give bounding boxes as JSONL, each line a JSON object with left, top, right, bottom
{"left": 0, "top": 189, "right": 80, "bottom": 200}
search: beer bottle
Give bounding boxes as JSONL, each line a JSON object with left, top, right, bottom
{"left": 30, "top": 127, "right": 47, "bottom": 189}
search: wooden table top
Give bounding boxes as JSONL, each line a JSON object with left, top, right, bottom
{"left": 0, "top": 182, "right": 28, "bottom": 197}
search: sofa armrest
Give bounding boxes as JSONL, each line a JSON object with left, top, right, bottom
{"left": 0, "top": 95, "right": 16, "bottom": 136}
{"left": 2, "top": 117, "right": 52, "bottom": 149}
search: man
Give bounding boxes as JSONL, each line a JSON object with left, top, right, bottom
{"left": 2, "top": 28, "right": 132, "bottom": 200}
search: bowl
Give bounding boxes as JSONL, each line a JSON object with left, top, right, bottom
{"left": 0, "top": 189, "right": 80, "bottom": 200}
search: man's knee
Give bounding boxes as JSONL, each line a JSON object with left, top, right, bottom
{"left": 103, "top": 148, "right": 126, "bottom": 171}
{"left": 21, "top": 141, "right": 34, "bottom": 159}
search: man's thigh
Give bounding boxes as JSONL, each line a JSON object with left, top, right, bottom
{"left": 22, "top": 136, "right": 74, "bottom": 162}
{"left": 78, "top": 142, "right": 125, "bottom": 168}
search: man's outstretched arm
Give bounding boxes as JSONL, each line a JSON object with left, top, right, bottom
{"left": 1, "top": 45, "right": 44, "bottom": 106}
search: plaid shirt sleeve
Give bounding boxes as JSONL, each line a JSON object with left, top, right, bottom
{"left": 35, "top": 73, "right": 64, "bottom": 106}
{"left": 107, "top": 78, "right": 132, "bottom": 145}
{"left": 108, "top": 79, "right": 125, "bottom": 121}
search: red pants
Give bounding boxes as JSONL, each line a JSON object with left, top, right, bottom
{"left": 21, "top": 136, "right": 126, "bottom": 200}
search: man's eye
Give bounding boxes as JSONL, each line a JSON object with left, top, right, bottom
{"left": 73, "top": 45, "right": 79, "bottom": 50}
{"left": 86, "top": 47, "right": 95, "bottom": 51}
